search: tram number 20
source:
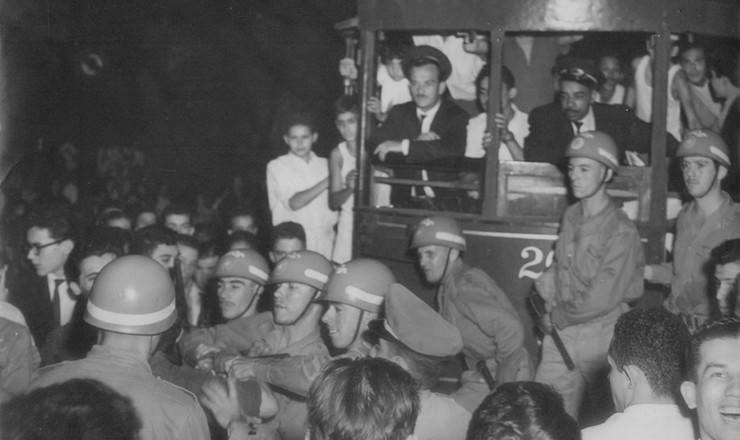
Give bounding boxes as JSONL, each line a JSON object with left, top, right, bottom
{"left": 518, "top": 246, "right": 554, "bottom": 280}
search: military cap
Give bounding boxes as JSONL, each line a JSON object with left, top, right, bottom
{"left": 402, "top": 45, "right": 452, "bottom": 82}
{"left": 558, "top": 58, "right": 604, "bottom": 89}
{"left": 369, "top": 283, "right": 463, "bottom": 357}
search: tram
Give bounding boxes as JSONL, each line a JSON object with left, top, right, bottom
{"left": 348, "top": 0, "right": 740, "bottom": 353}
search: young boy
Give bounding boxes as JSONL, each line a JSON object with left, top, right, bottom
{"left": 267, "top": 115, "right": 337, "bottom": 259}
{"left": 367, "top": 43, "right": 412, "bottom": 123}
{"left": 329, "top": 97, "right": 359, "bottom": 264}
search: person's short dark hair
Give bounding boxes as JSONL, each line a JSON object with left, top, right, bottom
{"left": 271, "top": 222, "right": 306, "bottom": 248}
{"left": 198, "top": 239, "right": 221, "bottom": 260}
{"left": 176, "top": 233, "right": 200, "bottom": 253}
{"left": 97, "top": 208, "right": 131, "bottom": 228}
{"left": 307, "top": 357, "right": 419, "bottom": 440}
{"left": 711, "top": 238, "right": 740, "bottom": 267}
{"left": 0, "top": 378, "right": 142, "bottom": 440}
{"left": 130, "top": 225, "right": 177, "bottom": 257}
{"left": 227, "top": 230, "right": 259, "bottom": 250}
{"left": 475, "top": 65, "right": 516, "bottom": 93}
{"left": 161, "top": 204, "right": 193, "bottom": 222}
{"left": 679, "top": 41, "right": 707, "bottom": 58}
{"left": 708, "top": 45, "right": 740, "bottom": 87}
{"left": 467, "top": 381, "right": 580, "bottom": 440}
{"left": 25, "top": 198, "right": 76, "bottom": 242}
{"left": 334, "top": 95, "right": 360, "bottom": 117}
{"left": 379, "top": 42, "right": 411, "bottom": 64}
{"left": 686, "top": 316, "right": 740, "bottom": 382}
{"left": 609, "top": 307, "right": 691, "bottom": 398}
{"left": 283, "top": 112, "right": 315, "bottom": 135}
{"left": 228, "top": 203, "right": 257, "bottom": 225}
{"left": 65, "top": 226, "right": 128, "bottom": 281}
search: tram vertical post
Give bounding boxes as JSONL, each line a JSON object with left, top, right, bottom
{"left": 357, "top": 29, "right": 376, "bottom": 209}
{"left": 481, "top": 28, "right": 506, "bottom": 219}
{"left": 646, "top": 28, "right": 671, "bottom": 263}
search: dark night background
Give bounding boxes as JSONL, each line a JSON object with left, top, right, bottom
{"left": 0, "top": 0, "right": 356, "bottom": 200}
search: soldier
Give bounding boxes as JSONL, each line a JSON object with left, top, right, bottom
{"left": 179, "top": 249, "right": 273, "bottom": 370}
{"left": 409, "top": 215, "right": 531, "bottom": 412}
{"left": 226, "top": 250, "right": 333, "bottom": 440}
{"left": 29, "top": 256, "right": 209, "bottom": 440}
{"left": 535, "top": 131, "right": 644, "bottom": 418}
{"left": 370, "top": 283, "right": 471, "bottom": 440}
{"left": 229, "top": 258, "right": 395, "bottom": 396}
{"left": 645, "top": 130, "right": 740, "bottom": 328}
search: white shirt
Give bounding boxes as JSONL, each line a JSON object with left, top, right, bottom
{"left": 377, "top": 64, "right": 411, "bottom": 113}
{"left": 46, "top": 274, "right": 76, "bottom": 327}
{"left": 466, "top": 104, "right": 529, "bottom": 160}
{"left": 581, "top": 403, "right": 695, "bottom": 440}
{"left": 594, "top": 84, "right": 626, "bottom": 105}
{"left": 573, "top": 106, "right": 596, "bottom": 135}
{"left": 266, "top": 151, "right": 337, "bottom": 232}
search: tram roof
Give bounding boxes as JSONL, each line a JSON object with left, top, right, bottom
{"left": 359, "top": 0, "right": 739, "bottom": 37}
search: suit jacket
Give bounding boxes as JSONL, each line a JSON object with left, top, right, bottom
{"left": 8, "top": 269, "right": 62, "bottom": 348}
{"left": 370, "top": 98, "right": 469, "bottom": 164}
{"left": 524, "top": 102, "right": 650, "bottom": 166}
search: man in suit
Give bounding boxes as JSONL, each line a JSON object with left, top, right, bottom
{"left": 371, "top": 45, "right": 469, "bottom": 207}
{"left": 9, "top": 199, "right": 76, "bottom": 350}
{"left": 524, "top": 58, "right": 649, "bottom": 167}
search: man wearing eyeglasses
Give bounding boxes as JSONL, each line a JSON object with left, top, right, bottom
{"left": 8, "top": 199, "right": 77, "bottom": 354}
{"left": 524, "top": 58, "right": 649, "bottom": 167}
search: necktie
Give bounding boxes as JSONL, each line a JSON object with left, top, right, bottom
{"left": 419, "top": 113, "right": 427, "bottom": 130}
{"left": 52, "top": 279, "right": 64, "bottom": 327}
{"left": 573, "top": 121, "right": 583, "bottom": 134}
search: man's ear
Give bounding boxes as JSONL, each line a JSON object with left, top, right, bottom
{"left": 283, "top": 135, "right": 290, "bottom": 145}
{"left": 438, "top": 80, "right": 447, "bottom": 96}
{"left": 717, "top": 164, "right": 728, "bottom": 182}
{"left": 591, "top": 88, "right": 599, "bottom": 101}
{"left": 622, "top": 364, "right": 640, "bottom": 388}
{"left": 449, "top": 248, "right": 461, "bottom": 263}
{"left": 680, "top": 380, "right": 697, "bottom": 410}
{"left": 509, "top": 87, "right": 518, "bottom": 100}
{"left": 61, "top": 239, "right": 75, "bottom": 258}
{"left": 311, "top": 132, "right": 319, "bottom": 143}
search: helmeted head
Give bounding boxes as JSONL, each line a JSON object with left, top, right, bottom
{"left": 84, "top": 255, "right": 177, "bottom": 335}
{"left": 320, "top": 259, "right": 396, "bottom": 350}
{"left": 270, "top": 251, "right": 333, "bottom": 326}
{"left": 676, "top": 129, "right": 730, "bottom": 169}
{"left": 215, "top": 249, "right": 270, "bottom": 320}
{"left": 565, "top": 130, "right": 620, "bottom": 173}
{"left": 409, "top": 216, "right": 466, "bottom": 252}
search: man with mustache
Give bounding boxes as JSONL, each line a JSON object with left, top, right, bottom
{"left": 370, "top": 45, "right": 468, "bottom": 208}
{"left": 645, "top": 130, "right": 740, "bottom": 328}
{"left": 525, "top": 58, "right": 646, "bottom": 167}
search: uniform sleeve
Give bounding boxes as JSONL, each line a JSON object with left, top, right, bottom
{"left": 456, "top": 274, "right": 526, "bottom": 365}
{"left": 251, "top": 352, "right": 334, "bottom": 397}
{"left": 0, "top": 323, "right": 40, "bottom": 403}
{"left": 179, "top": 326, "right": 217, "bottom": 367}
{"left": 552, "top": 223, "right": 645, "bottom": 328}
{"left": 177, "top": 400, "right": 211, "bottom": 440}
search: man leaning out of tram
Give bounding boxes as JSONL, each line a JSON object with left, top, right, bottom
{"left": 534, "top": 131, "right": 645, "bottom": 418}
{"left": 409, "top": 215, "right": 533, "bottom": 413}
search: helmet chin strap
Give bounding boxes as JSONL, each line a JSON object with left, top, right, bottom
{"left": 578, "top": 167, "right": 610, "bottom": 201}
{"left": 282, "top": 287, "right": 321, "bottom": 326}
{"left": 440, "top": 247, "right": 453, "bottom": 284}
{"left": 349, "top": 309, "right": 366, "bottom": 348}
{"left": 237, "top": 285, "right": 262, "bottom": 319}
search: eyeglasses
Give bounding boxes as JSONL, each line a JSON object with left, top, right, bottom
{"left": 26, "top": 238, "right": 65, "bottom": 256}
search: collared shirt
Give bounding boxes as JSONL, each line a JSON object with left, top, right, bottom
{"left": 581, "top": 403, "right": 694, "bottom": 440}
{"left": 266, "top": 151, "right": 337, "bottom": 231}
{"left": 415, "top": 390, "right": 471, "bottom": 440}
{"left": 573, "top": 106, "right": 596, "bottom": 135}
{"left": 30, "top": 345, "right": 209, "bottom": 440}
{"left": 46, "top": 275, "right": 76, "bottom": 327}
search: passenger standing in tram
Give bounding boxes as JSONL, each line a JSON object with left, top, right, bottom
{"left": 266, "top": 115, "right": 337, "bottom": 259}
{"left": 534, "top": 131, "right": 645, "bottom": 418}
{"left": 680, "top": 42, "right": 722, "bottom": 132}
{"left": 525, "top": 59, "right": 648, "bottom": 167}
{"left": 707, "top": 45, "right": 740, "bottom": 195}
{"left": 645, "top": 130, "right": 740, "bottom": 329}
{"left": 370, "top": 45, "right": 468, "bottom": 208}
{"left": 594, "top": 54, "right": 628, "bottom": 106}
{"left": 329, "top": 96, "right": 359, "bottom": 264}
{"left": 409, "top": 216, "right": 532, "bottom": 413}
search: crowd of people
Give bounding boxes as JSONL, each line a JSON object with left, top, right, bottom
{"left": 0, "top": 30, "right": 739, "bottom": 440}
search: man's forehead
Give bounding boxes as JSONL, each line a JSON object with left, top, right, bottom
{"left": 410, "top": 63, "right": 441, "bottom": 81}
{"left": 698, "top": 337, "right": 740, "bottom": 372}
{"left": 560, "top": 80, "right": 592, "bottom": 93}
{"left": 166, "top": 214, "right": 190, "bottom": 224}
{"left": 154, "top": 244, "right": 177, "bottom": 255}
{"left": 27, "top": 226, "right": 53, "bottom": 240}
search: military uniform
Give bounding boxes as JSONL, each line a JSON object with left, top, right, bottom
{"left": 535, "top": 199, "right": 644, "bottom": 416}
{"left": 30, "top": 345, "right": 209, "bottom": 440}
{"left": 179, "top": 311, "right": 275, "bottom": 366}
{"left": 440, "top": 259, "right": 532, "bottom": 412}
{"left": 0, "top": 317, "right": 40, "bottom": 403}
{"left": 655, "top": 192, "right": 740, "bottom": 323}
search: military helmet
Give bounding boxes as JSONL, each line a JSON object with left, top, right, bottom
{"left": 85, "top": 255, "right": 177, "bottom": 335}
{"left": 215, "top": 249, "right": 270, "bottom": 285}
{"left": 409, "top": 216, "right": 466, "bottom": 251}
{"left": 319, "top": 258, "right": 396, "bottom": 313}
{"left": 564, "top": 130, "right": 620, "bottom": 172}
{"left": 269, "top": 250, "right": 333, "bottom": 291}
{"left": 675, "top": 129, "right": 730, "bottom": 168}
